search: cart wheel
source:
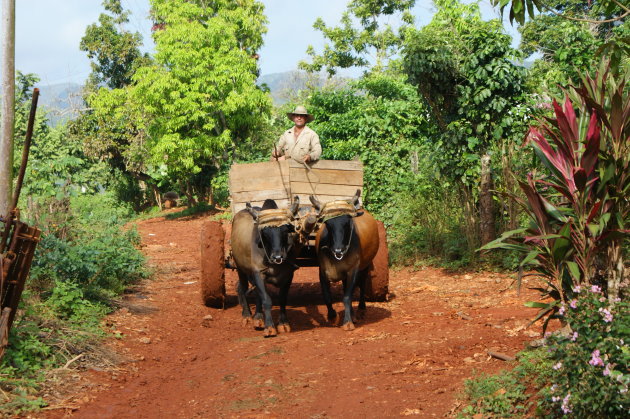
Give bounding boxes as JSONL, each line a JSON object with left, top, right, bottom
{"left": 365, "top": 220, "right": 389, "bottom": 302}
{"left": 200, "top": 220, "right": 226, "bottom": 308}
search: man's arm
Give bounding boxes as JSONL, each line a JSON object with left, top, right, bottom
{"left": 273, "top": 134, "right": 287, "bottom": 158}
{"left": 309, "top": 132, "right": 322, "bottom": 161}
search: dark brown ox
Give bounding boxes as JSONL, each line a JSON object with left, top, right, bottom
{"left": 310, "top": 190, "right": 379, "bottom": 330}
{"left": 231, "top": 198, "right": 299, "bottom": 337}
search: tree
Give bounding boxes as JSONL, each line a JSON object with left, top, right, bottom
{"left": 299, "top": 0, "right": 416, "bottom": 76}
{"left": 71, "top": 0, "right": 155, "bottom": 210}
{"left": 12, "top": 73, "right": 112, "bottom": 230}
{"left": 80, "top": 0, "right": 151, "bottom": 90}
{"left": 130, "top": 0, "right": 271, "bottom": 204}
{"left": 517, "top": 0, "right": 629, "bottom": 92}
{"left": 491, "top": 0, "right": 629, "bottom": 25}
{"left": 403, "top": 0, "right": 529, "bottom": 247}
{"left": 307, "top": 74, "right": 427, "bottom": 212}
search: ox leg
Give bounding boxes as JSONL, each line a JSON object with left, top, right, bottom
{"left": 237, "top": 272, "right": 253, "bottom": 326}
{"left": 252, "top": 293, "right": 265, "bottom": 329}
{"left": 253, "top": 272, "right": 277, "bottom": 337}
{"left": 342, "top": 269, "right": 359, "bottom": 331}
{"left": 319, "top": 270, "right": 337, "bottom": 323}
{"left": 356, "top": 268, "right": 367, "bottom": 320}
{"left": 277, "top": 277, "right": 293, "bottom": 333}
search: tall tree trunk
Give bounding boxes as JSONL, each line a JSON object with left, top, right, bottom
{"left": 207, "top": 182, "right": 214, "bottom": 207}
{"left": 479, "top": 152, "right": 496, "bottom": 245}
{"left": 459, "top": 183, "right": 479, "bottom": 257}
{"left": 501, "top": 143, "right": 520, "bottom": 231}
{"left": 183, "top": 180, "right": 197, "bottom": 207}
{"left": 152, "top": 185, "right": 162, "bottom": 211}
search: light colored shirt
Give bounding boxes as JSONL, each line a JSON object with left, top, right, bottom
{"left": 276, "top": 126, "right": 322, "bottom": 161}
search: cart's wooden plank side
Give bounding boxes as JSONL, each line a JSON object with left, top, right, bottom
{"left": 229, "top": 160, "right": 363, "bottom": 213}
{"left": 290, "top": 182, "right": 361, "bottom": 196}
{"left": 288, "top": 168, "right": 363, "bottom": 185}
{"left": 229, "top": 161, "right": 291, "bottom": 213}
{"left": 289, "top": 159, "right": 363, "bottom": 171}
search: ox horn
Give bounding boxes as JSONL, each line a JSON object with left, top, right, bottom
{"left": 246, "top": 202, "right": 259, "bottom": 221}
{"left": 309, "top": 195, "right": 322, "bottom": 213}
{"left": 289, "top": 195, "right": 300, "bottom": 217}
{"left": 351, "top": 189, "right": 361, "bottom": 209}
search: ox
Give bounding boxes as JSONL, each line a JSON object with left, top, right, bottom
{"left": 310, "top": 190, "right": 379, "bottom": 330}
{"left": 231, "top": 197, "right": 299, "bottom": 337}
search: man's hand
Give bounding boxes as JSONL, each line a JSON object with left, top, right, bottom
{"left": 302, "top": 154, "right": 311, "bottom": 163}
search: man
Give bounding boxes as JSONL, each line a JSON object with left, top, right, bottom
{"left": 272, "top": 106, "right": 322, "bottom": 163}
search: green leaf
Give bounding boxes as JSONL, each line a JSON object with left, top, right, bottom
{"left": 520, "top": 250, "right": 540, "bottom": 267}
{"left": 524, "top": 301, "right": 553, "bottom": 309}
{"left": 565, "top": 261, "right": 581, "bottom": 281}
{"left": 478, "top": 227, "right": 528, "bottom": 251}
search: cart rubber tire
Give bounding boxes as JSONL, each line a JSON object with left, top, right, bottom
{"left": 365, "top": 220, "right": 389, "bottom": 302}
{"left": 200, "top": 220, "right": 226, "bottom": 308}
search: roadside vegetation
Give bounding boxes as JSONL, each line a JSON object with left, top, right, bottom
{"left": 1, "top": 0, "right": 627, "bottom": 415}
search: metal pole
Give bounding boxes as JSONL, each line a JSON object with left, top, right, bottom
{"left": 0, "top": 0, "right": 16, "bottom": 217}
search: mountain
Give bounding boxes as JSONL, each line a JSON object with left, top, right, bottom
{"left": 34, "top": 71, "right": 348, "bottom": 126}
{"left": 258, "top": 70, "right": 350, "bottom": 105}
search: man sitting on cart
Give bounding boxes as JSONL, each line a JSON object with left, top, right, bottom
{"left": 272, "top": 106, "right": 322, "bottom": 163}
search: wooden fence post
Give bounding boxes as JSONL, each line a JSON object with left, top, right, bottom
{"left": 0, "top": 0, "right": 16, "bottom": 216}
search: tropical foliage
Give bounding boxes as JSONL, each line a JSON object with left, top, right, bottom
{"left": 2, "top": 0, "right": 629, "bottom": 413}
{"left": 299, "top": 0, "right": 416, "bottom": 76}
{"left": 481, "top": 62, "right": 629, "bottom": 330}
{"left": 2, "top": 74, "right": 149, "bottom": 412}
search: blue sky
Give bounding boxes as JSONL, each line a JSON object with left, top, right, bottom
{"left": 11, "top": 0, "right": 518, "bottom": 86}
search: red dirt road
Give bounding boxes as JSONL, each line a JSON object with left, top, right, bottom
{"left": 40, "top": 211, "right": 543, "bottom": 418}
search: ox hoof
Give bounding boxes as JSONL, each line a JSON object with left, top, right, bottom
{"left": 277, "top": 323, "right": 291, "bottom": 333}
{"left": 241, "top": 317, "right": 252, "bottom": 326}
{"left": 342, "top": 322, "right": 356, "bottom": 331}
{"left": 253, "top": 317, "right": 265, "bottom": 330}
{"left": 356, "top": 308, "right": 366, "bottom": 321}
{"left": 264, "top": 327, "right": 277, "bottom": 337}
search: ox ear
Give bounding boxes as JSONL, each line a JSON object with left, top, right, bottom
{"left": 289, "top": 195, "right": 300, "bottom": 218}
{"left": 309, "top": 195, "right": 321, "bottom": 213}
{"left": 246, "top": 202, "right": 259, "bottom": 221}
{"left": 351, "top": 189, "right": 361, "bottom": 209}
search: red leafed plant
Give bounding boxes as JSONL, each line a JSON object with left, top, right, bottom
{"left": 481, "top": 61, "right": 629, "bottom": 331}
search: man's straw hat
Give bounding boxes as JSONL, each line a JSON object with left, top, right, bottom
{"left": 287, "top": 105, "right": 314, "bottom": 123}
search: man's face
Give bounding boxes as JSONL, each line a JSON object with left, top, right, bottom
{"left": 293, "top": 115, "right": 306, "bottom": 127}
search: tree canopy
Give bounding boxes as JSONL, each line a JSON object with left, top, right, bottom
{"left": 299, "top": 0, "right": 416, "bottom": 76}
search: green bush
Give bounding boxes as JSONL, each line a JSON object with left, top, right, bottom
{"left": 543, "top": 288, "right": 629, "bottom": 417}
{"left": 30, "top": 224, "right": 147, "bottom": 302}
{"left": 1, "top": 191, "right": 150, "bottom": 413}
{"left": 384, "top": 182, "right": 470, "bottom": 267}
{"left": 458, "top": 348, "right": 553, "bottom": 418}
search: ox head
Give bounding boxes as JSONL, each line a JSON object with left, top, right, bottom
{"left": 309, "top": 190, "right": 361, "bottom": 260}
{"left": 246, "top": 196, "right": 300, "bottom": 265}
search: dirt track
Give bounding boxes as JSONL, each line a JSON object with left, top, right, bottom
{"left": 38, "top": 211, "right": 543, "bottom": 418}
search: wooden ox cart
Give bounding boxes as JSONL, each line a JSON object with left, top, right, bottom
{"left": 200, "top": 159, "right": 389, "bottom": 308}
